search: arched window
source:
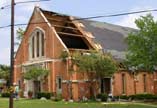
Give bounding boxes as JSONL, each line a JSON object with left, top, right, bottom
{"left": 29, "top": 28, "right": 45, "bottom": 59}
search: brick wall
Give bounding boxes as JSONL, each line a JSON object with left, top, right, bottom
{"left": 14, "top": 7, "right": 157, "bottom": 100}
{"left": 113, "top": 71, "right": 157, "bottom": 96}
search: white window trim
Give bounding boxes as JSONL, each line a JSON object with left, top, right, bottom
{"left": 29, "top": 27, "right": 46, "bottom": 60}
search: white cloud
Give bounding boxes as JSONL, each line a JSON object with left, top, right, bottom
{"left": 115, "top": 6, "right": 157, "bottom": 28}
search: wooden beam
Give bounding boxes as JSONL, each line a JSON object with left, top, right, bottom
{"left": 57, "top": 32, "right": 84, "bottom": 37}
{"left": 47, "top": 17, "right": 73, "bottom": 24}
{"left": 53, "top": 25, "right": 79, "bottom": 31}
{"left": 69, "top": 48, "right": 91, "bottom": 52}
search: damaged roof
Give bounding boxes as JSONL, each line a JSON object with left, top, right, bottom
{"left": 79, "top": 20, "right": 136, "bottom": 60}
{"left": 40, "top": 8, "right": 136, "bottom": 60}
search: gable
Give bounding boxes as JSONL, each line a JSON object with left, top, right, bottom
{"left": 15, "top": 7, "right": 52, "bottom": 61}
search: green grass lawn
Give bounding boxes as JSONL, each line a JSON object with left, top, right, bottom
{"left": 0, "top": 98, "right": 156, "bottom": 108}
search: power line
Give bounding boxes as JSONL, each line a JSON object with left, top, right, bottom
{"left": 0, "top": 8, "right": 157, "bottom": 29}
{"left": 0, "top": 0, "right": 51, "bottom": 10}
{"left": 0, "top": 22, "right": 48, "bottom": 29}
{"left": 73, "top": 9, "right": 157, "bottom": 21}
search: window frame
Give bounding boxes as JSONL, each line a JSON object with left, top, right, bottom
{"left": 122, "top": 73, "right": 126, "bottom": 94}
{"left": 143, "top": 74, "right": 147, "bottom": 93}
{"left": 29, "top": 28, "right": 45, "bottom": 59}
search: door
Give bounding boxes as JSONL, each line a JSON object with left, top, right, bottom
{"left": 34, "top": 81, "right": 41, "bottom": 97}
{"left": 101, "top": 78, "right": 111, "bottom": 94}
{"left": 56, "top": 77, "right": 62, "bottom": 94}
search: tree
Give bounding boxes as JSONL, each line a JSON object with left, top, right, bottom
{"left": 16, "top": 28, "right": 24, "bottom": 41}
{"left": 0, "top": 65, "right": 10, "bottom": 80}
{"left": 24, "top": 67, "right": 49, "bottom": 81}
{"left": 72, "top": 51, "right": 117, "bottom": 78}
{"left": 95, "top": 54, "right": 117, "bottom": 78}
{"left": 126, "top": 14, "right": 157, "bottom": 72}
{"left": 15, "top": 28, "right": 25, "bottom": 45}
{"left": 0, "top": 65, "right": 10, "bottom": 86}
{"left": 70, "top": 51, "right": 117, "bottom": 98}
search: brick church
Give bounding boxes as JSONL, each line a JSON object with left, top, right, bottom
{"left": 14, "top": 6, "right": 157, "bottom": 101}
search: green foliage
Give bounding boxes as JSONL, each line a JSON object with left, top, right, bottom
{"left": 1, "top": 92, "right": 10, "bottom": 97}
{"left": 115, "top": 95, "right": 129, "bottom": 100}
{"left": 72, "top": 52, "right": 96, "bottom": 72}
{"left": 96, "top": 93, "right": 108, "bottom": 101}
{"left": 24, "top": 67, "right": 49, "bottom": 80}
{"left": 72, "top": 51, "right": 117, "bottom": 78}
{"left": 37, "top": 92, "right": 53, "bottom": 99}
{"left": 28, "top": 90, "right": 33, "bottom": 98}
{"left": 0, "top": 65, "right": 10, "bottom": 80}
{"left": 126, "top": 14, "right": 157, "bottom": 72}
{"left": 130, "top": 94, "right": 157, "bottom": 100}
{"left": 95, "top": 55, "right": 117, "bottom": 78}
{"left": 15, "top": 28, "right": 25, "bottom": 46}
{"left": 115, "top": 94, "right": 157, "bottom": 100}
{"left": 16, "top": 28, "right": 25, "bottom": 41}
{"left": 60, "top": 51, "right": 69, "bottom": 62}
{"left": 52, "top": 94, "right": 62, "bottom": 101}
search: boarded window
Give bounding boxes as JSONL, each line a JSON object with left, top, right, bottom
{"left": 143, "top": 74, "right": 146, "bottom": 92}
{"left": 36, "top": 32, "right": 40, "bottom": 57}
{"left": 32, "top": 36, "right": 35, "bottom": 58}
{"left": 122, "top": 74, "right": 126, "bottom": 94}
{"left": 41, "top": 33, "right": 45, "bottom": 56}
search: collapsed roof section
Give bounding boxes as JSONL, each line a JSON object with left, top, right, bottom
{"left": 41, "top": 9, "right": 92, "bottom": 50}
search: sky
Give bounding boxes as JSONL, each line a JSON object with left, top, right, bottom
{"left": 0, "top": 0, "right": 157, "bottom": 65}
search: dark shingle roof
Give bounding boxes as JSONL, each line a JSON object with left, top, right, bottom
{"left": 79, "top": 20, "right": 135, "bottom": 60}
{"left": 80, "top": 20, "right": 130, "bottom": 51}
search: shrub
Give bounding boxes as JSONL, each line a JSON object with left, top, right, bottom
{"left": 114, "top": 94, "right": 157, "bottom": 101}
{"left": 19, "top": 90, "right": 24, "bottom": 98}
{"left": 51, "top": 93, "right": 62, "bottom": 101}
{"left": 129, "top": 94, "right": 155, "bottom": 100}
{"left": 89, "top": 96, "right": 96, "bottom": 101}
{"left": 96, "top": 93, "right": 108, "bottom": 102}
{"left": 28, "top": 90, "right": 33, "bottom": 98}
{"left": 120, "top": 95, "right": 129, "bottom": 100}
{"left": 114, "top": 95, "right": 129, "bottom": 100}
{"left": 152, "top": 95, "right": 157, "bottom": 100}
{"left": 53, "top": 98, "right": 61, "bottom": 102}
{"left": 101, "top": 94, "right": 108, "bottom": 101}
{"left": 96, "top": 94, "right": 102, "bottom": 99}
{"left": 37, "top": 92, "right": 53, "bottom": 99}
{"left": 1, "top": 92, "right": 10, "bottom": 97}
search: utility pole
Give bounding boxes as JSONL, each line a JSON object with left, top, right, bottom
{"left": 9, "top": 0, "right": 15, "bottom": 108}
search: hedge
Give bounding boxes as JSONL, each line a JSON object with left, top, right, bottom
{"left": 116, "top": 94, "right": 157, "bottom": 100}
{"left": 96, "top": 93, "right": 108, "bottom": 101}
{"left": 1, "top": 92, "right": 10, "bottom": 97}
{"left": 130, "top": 94, "right": 157, "bottom": 100}
{"left": 36, "top": 92, "right": 53, "bottom": 99}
